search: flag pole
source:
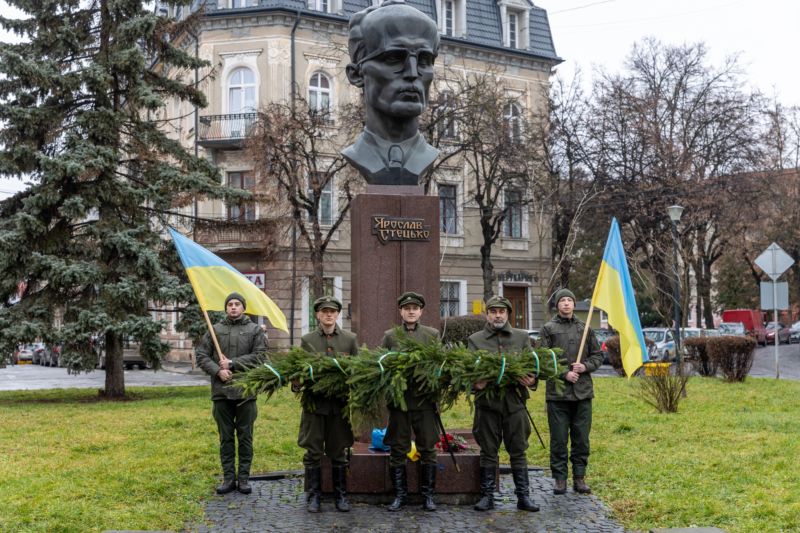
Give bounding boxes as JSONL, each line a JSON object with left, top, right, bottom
{"left": 202, "top": 308, "right": 229, "bottom": 364}
{"left": 575, "top": 302, "right": 594, "bottom": 365}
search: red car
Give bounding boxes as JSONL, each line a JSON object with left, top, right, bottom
{"left": 765, "top": 322, "right": 791, "bottom": 344}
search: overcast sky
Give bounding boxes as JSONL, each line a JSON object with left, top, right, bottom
{"left": 537, "top": 0, "right": 800, "bottom": 106}
{"left": 2, "top": 0, "right": 798, "bottom": 198}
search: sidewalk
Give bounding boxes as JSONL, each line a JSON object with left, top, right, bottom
{"left": 161, "top": 361, "right": 206, "bottom": 376}
{"left": 195, "top": 468, "right": 624, "bottom": 533}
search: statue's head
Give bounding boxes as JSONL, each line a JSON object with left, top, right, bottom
{"left": 346, "top": 0, "right": 440, "bottom": 120}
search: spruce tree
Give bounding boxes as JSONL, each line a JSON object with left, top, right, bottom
{"left": 0, "top": 1, "right": 230, "bottom": 397}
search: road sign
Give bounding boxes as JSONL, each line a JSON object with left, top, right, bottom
{"left": 755, "top": 243, "right": 794, "bottom": 281}
{"left": 760, "top": 281, "right": 789, "bottom": 310}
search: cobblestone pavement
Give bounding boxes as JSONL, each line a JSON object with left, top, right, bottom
{"left": 195, "top": 469, "right": 624, "bottom": 533}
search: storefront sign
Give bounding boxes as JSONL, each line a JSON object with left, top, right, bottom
{"left": 495, "top": 270, "right": 537, "bottom": 283}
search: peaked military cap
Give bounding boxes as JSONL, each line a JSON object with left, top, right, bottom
{"left": 485, "top": 295, "right": 512, "bottom": 311}
{"left": 313, "top": 295, "right": 342, "bottom": 312}
{"left": 397, "top": 291, "right": 425, "bottom": 308}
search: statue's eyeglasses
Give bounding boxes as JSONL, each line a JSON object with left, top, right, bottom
{"left": 357, "top": 48, "right": 437, "bottom": 71}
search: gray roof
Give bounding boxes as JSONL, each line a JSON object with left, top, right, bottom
{"left": 199, "top": 0, "right": 560, "bottom": 62}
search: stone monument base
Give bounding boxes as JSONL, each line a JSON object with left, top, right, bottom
{"left": 308, "top": 430, "right": 495, "bottom": 505}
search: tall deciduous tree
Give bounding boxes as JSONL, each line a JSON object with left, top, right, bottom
{"left": 0, "top": 1, "right": 230, "bottom": 397}
{"left": 582, "top": 39, "right": 762, "bottom": 325}
{"left": 247, "top": 97, "right": 359, "bottom": 299}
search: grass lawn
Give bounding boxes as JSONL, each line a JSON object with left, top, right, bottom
{"left": 1, "top": 376, "right": 798, "bottom": 532}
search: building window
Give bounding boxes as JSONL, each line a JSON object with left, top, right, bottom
{"left": 308, "top": 172, "right": 333, "bottom": 226}
{"left": 438, "top": 0, "right": 464, "bottom": 37}
{"left": 308, "top": 72, "right": 332, "bottom": 115}
{"left": 228, "top": 67, "right": 256, "bottom": 113}
{"left": 504, "top": 188, "right": 523, "bottom": 239}
{"left": 440, "top": 281, "right": 461, "bottom": 318}
{"left": 444, "top": 1, "right": 454, "bottom": 36}
{"left": 508, "top": 12, "right": 518, "bottom": 49}
{"left": 437, "top": 91, "right": 456, "bottom": 138}
{"left": 308, "top": 0, "right": 330, "bottom": 12}
{"left": 230, "top": 0, "right": 257, "bottom": 7}
{"left": 503, "top": 102, "right": 522, "bottom": 144}
{"left": 439, "top": 184, "right": 458, "bottom": 234}
{"left": 227, "top": 171, "right": 256, "bottom": 221}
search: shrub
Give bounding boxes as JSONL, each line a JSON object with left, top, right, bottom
{"left": 706, "top": 335, "right": 756, "bottom": 382}
{"left": 636, "top": 366, "right": 689, "bottom": 413}
{"left": 441, "top": 315, "right": 487, "bottom": 345}
{"left": 605, "top": 335, "right": 655, "bottom": 377}
{"left": 684, "top": 337, "right": 717, "bottom": 376}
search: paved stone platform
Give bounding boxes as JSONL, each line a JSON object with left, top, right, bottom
{"left": 196, "top": 468, "right": 624, "bottom": 533}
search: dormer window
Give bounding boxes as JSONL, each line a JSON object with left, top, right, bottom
{"left": 309, "top": 0, "right": 341, "bottom": 13}
{"left": 437, "top": 0, "right": 465, "bottom": 37}
{"left": 508, "top": 12, "right": 518, "bottom": 48}
{"left": 499, "top": 1, "right": 530, "bottom": 49}
{"left": 444, "top": 1, "right": 454, "bottom": 36}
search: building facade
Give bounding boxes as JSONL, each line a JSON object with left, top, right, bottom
{"left": 160, "top": 0, "right": 561, "bottom": 357}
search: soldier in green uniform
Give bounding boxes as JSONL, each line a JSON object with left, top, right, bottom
{"left": 196, "top": 292, "right": 268, "bottom": 495}
{"left": 540, "top": 288, "right": 603, "bottom": 496}
{"left": 380, "top": 291, "right": 440, "bottom": 512}
{"left": 297, "top": 295, "right": 359, "bottom": 513}
{"left": 469, "top": 296, "right": 540, "bottom": 512}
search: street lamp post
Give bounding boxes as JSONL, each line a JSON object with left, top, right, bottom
{"left": 667, "top": 205, "right": 684, "bottom": 371}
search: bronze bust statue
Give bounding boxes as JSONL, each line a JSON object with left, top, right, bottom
{"left": 343, "top": 0, "right": 439, "bottom": 186}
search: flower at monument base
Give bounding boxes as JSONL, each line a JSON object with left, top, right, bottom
{"left": 435, "top": 433, "right": 468, "bottom": 453}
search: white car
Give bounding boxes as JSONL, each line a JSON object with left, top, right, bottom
{"left": 642, "top": 328, "right": 676, "bottom": 361}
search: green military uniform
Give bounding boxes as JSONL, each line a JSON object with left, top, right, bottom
{"left": 468, "top": 321, "right": 532, "bottom": 469}
{"left": 298, "top": 307, "right": 359, "bottom": 468}
{"left": 469, "top": 295, "right": 539, "bottom": 513}
{"left": 195, "top": 295, "right": 267, "bottom": 487}
{"left": 380, "top": 292, "right": 441, "bottom": 512}
{"left": 381, "top": 322, "right": 440, "bottom": 467}
{"left": 540, "top": 288, "right": 604, "bottom": 489}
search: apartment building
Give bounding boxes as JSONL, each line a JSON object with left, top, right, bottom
{"left": 160, "top": 0, "right": 561, "bottom": 356}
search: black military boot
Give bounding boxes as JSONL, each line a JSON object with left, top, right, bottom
{"left": 473, "top": 466, "right": 495, "bottom": 511}
{"left": 332, "top": 465, "right": 350, "bottom": 512}
{"left": 420, "top": 464, "right": 437, "bottom": 511}
{"left": 511, "top": 468, "right": 540, "bottom": 512}
{"left": 237, "top": 476, "right": 252, "bottom": 495}
{"left": 553, "top": 478, "right": 567, "bottom": 495}
{"left": 306, "top": 466, "right": 322, "bottom": 513}
{"left": 573, "top": 477, "right": 592, "bottom": 494}
{"left": 387, "top": 465, "right": 408, "bottom": 511}
{"left": 215, "top": 478, "right": 236, "bottom": 495}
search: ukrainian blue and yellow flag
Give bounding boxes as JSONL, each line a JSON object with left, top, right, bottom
{"left": 591, "top": 218, "right": 648, "bottom": 377}
{"left": 168, "top": 227, "right": 288, "bottom": 332}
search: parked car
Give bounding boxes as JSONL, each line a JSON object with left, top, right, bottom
{"left": 642, "top": 327, "right": 676, "bottom": 361}
{"left": 31, "top": 342, "right": 47, "bottom": 365}
{"left": 718, "top": 322, "right": 746, "bottom": 336}
{"left": 17, "top": 346, "right": 34, "bottom": 363}
{"left": 593, "top": 328, "right": 613, "bottom": 364}
{"left": 45, "top": 343, "right": 62, "bottom": 367}
{"left": 790, "top": 321, "right": 800, "bottom": 344}
{"left": 765, "top": 322, "right": 791, "bottom": 344}
{"left": 721, "top": 309, "right": 766, "bottom": 345}
{"left": 97, "top": 341, "right": 148, "bottom": 370}
{"left": 527, "top": 329, "right": 540, "bottom": 347}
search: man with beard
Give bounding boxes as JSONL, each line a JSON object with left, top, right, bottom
{"left": 468, "top": 296, "right": 539, "bottom": 513}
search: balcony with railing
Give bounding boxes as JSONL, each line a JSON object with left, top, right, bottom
{"left": 194, "top": 219, "right": 278, "bottom": 252}
{"left": 197, "top": 113, "right": 258, "bottom": 148}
